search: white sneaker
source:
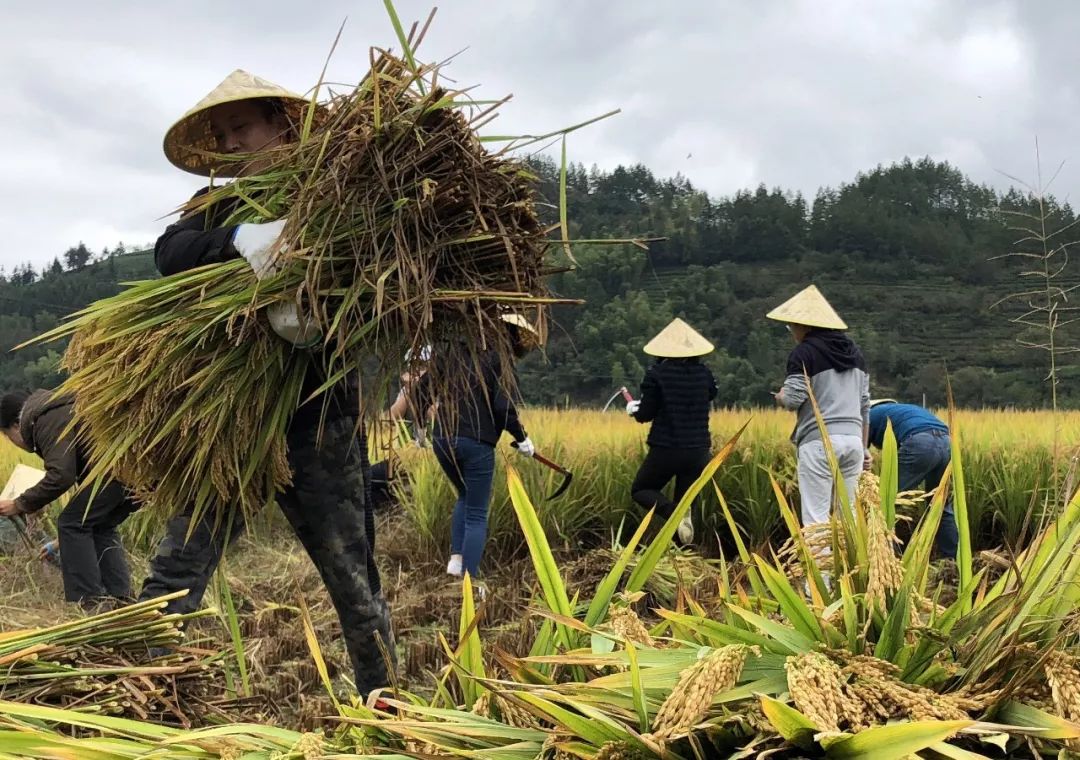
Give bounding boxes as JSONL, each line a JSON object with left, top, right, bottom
{"left": 676, "top": 516, "right": 695, "bottom": 545}
{"left": 446, "top": 554, "right": 463, "bottom": 577}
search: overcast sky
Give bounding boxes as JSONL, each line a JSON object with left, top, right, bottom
{"left": 1, "top": 0, "right": 1075, "bottom": 270}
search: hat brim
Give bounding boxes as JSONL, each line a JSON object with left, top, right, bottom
{"left": 765, "top": 311, "right": 848, "bottom": 330}
{"left": 163, "top": 93, "right": 314, "bottom": 177}
{"left": 643, "top": 344, "right": 712, "bottom": 358}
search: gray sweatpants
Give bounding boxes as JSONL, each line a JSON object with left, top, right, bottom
{"left": 797, "top": 434, "right": 864, "bottom": 526}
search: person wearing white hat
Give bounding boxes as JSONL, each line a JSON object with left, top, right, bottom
{"left": 138, "top": 71, "right": 393, "bottom": 698}
{"left": 767, "top": 285, "right": 870, "bottom": 531}
{"left": 410, "top": 314, "right": 540, "bottom": 585}
{"left": 627, "top": 318, "right": 718, "bottom": 545}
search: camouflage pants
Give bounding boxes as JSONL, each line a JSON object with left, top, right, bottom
{"left": 139, "top": 416, "right": 393, "bottom": 695}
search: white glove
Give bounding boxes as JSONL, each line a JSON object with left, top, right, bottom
{"left": 626, "top": 400, "right": 641, "bottom": 416}
{"left": 516, "top": 437, "right": 536, "bottom": 458}
{"left": 267, "top": 301, "right": 322, "bottom": 348}
{"left": 233, "top": 219, "right": 288, "bottom": 279}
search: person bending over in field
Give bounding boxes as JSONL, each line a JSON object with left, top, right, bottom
{"left": 0, "top": 390, "right": 138, "bottom": 610}
{"left": 136, "top": 70, "right": 393, "bottom": 698}
{"left": 627, "top": 319, "right": 718, "bottom": 546}
{"left": 868, "top": 399, "right": 957, "bottom": 559}
{"left": 768, "top": 285, "right": 870, "bottom": 531}
{"left": 411, "top": 315, "right": 539, "bottom": 589}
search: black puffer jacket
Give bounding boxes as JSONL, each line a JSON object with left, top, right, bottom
{"left": 632, "top": 359, "right": 717, "bottom": 449}
{"left": 155, "top": 188, "right": 358, "bottom": 423}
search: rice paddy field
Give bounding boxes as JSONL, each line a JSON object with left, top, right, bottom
{"left": 4, "top": 406, "right": 1080, "bottom": 758}
{"left": 397, "top": 407, "right": 1080, "bottom": 561}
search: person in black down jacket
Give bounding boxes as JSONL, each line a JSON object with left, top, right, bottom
{"left": 627, "top": 319, "right": 718, "bottom": 545}
{"left": 411, "top": 315, "right": 540, "bottom": 587}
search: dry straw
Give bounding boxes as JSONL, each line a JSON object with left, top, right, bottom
{"left": 40, "top": 44, "right": 578, "bottom": 525}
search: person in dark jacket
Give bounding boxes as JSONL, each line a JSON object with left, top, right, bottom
{"left": 0, "top": 390, "right": 138, "bottom": 609}
{"left": 137, "top": 70, "right": 393, "bottom": 698}
{"left": 628, "top": 319, "right": 718, "bottom": 545}
{"left": 869, "top": 400, "right": 957, "bottom": 559}
{"left": 412, "top": 315, "right": 539, "bottom": 582}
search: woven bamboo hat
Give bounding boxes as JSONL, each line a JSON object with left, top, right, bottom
{"left": 643, "top": 318, "right": 714, "bottom": 358}
{"left": 163, "top": 69, "right": 310, "bottom": 176}
{"left": 766, "top": 285, "right": 847, "bottom": 330}
{"left": 501, "top": 312, "right": 546, "bottom": 350}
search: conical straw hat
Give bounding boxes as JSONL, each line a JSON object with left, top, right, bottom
{"left": 501, "top": 311, "right": 545, "bottom": 349}
{"left": 643, "top": 318, "right": 714, "bottom": 358}
{"left": 500, "top": 313, "right": 539, "bottom": 336}
{"left": 766, "top": 285, "right": 847, "bottom": 330}
{"left": 163, "top": 69, "right": 311, "bottom": 176}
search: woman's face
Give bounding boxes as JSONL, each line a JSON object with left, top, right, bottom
{"left": 208, "top": 100, "right": 288, "bottom": 176}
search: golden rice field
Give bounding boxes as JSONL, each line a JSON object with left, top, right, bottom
{"left": 4, "top": 407, "right": 1077, "bottom": 558}
{"left": 395, "top": 407, "right": 1080, "bottom": 559}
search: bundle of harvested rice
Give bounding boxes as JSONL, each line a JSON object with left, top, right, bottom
{"left": 0, "top": 700, "right": 329, "bottom": 757}
{"left": 35, "top": 16, "right": 595, "bottom": 522}
{"left": 0, "top": 593, "right": 245, "bottom": 724}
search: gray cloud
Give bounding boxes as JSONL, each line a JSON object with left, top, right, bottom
{"left": 0, "top": 0, "right": 1075, "bottom": 270}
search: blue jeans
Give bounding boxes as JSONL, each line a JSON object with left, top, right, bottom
{"left": 434, "top": 436, "right": 496, "bottom": 578}
{"left": 898, "top": 429, "right": 958, "bottom": 559}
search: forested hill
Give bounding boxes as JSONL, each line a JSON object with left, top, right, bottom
{"left": 1, "top": 157, "right": 1076, "bottom": 408}
{"left": 524, "top": 157, "right": 1079, "bottom": 409}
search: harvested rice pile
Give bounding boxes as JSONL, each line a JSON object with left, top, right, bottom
{"left": 39, "top": 43, "right": 565, "bottom": 524}
{"left": 0, "top": 593, "right": 247, "bottom": 725}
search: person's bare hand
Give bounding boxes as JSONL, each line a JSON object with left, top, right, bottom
{"left": 0, "top": 499, "right": 20, "bottom": 517}
{"left": 772, "top": 389, "right": 785, "bottom": 407}
{"left": 863, "top": 450, "right": 873, "bottom": 471}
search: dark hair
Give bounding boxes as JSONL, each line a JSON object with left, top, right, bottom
{"left": 0, "top": 391, "right": 29, "bottom": 430}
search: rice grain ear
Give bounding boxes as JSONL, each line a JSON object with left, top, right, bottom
{"left": 860, "top": 472, "right": 903, "bottom": 614}
{"left": 651, "top": 644, "right": 755, "bottom": 739}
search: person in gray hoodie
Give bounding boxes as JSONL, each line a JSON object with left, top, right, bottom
{"left": 767, "top": 286, "right": 870, "bottom": 528}
{"left": 0, "top": 389, "right": 138, "bottom": 609}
